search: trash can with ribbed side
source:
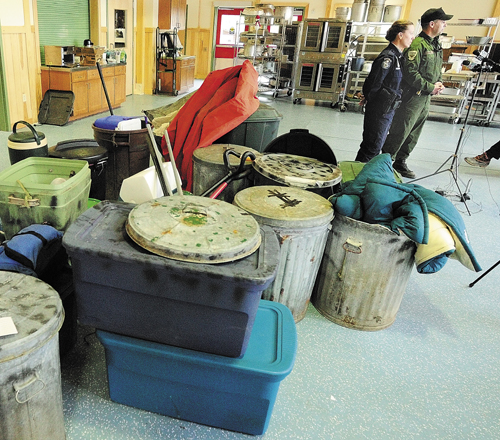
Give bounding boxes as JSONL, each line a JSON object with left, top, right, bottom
{"left": 312, "top": 214, "right": 416, "bottom": 331}
{"left": 234, "top": 185, "right": 334, "bottom": 322}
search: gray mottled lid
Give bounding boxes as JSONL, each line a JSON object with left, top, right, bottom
{"left": 192, "top": 144, "right": 261, "bottom": 166}
{"left": 234, "top": 185, "right": 334, "bottom": 228}
{"left": 0, "top": 272, "right": 64, "bottom": 363}
{"left": 126, "top": 195, "right": 262, "bottom": 263}
{"left": 253, "top": 153, "right": 342, "bottom": 188}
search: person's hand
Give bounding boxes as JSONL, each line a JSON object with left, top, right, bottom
{"left": 359, "top": 96, "right": 366, "bottom": 106}
{"left": 432, "top": 82, "right": 445, "bottom": 95}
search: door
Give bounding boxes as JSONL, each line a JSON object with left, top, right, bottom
{"left": 213, "top": 8, "right": 244, "bottom": 71}
{"left": 108, "top": 0, "right": 133, "bottom": 96}
{"left": 300, "top": 21, "right": 324, "bottom": 51}
{"left": 295, "top": 62, "right": 318, "bottom": 91}
{"left": 316, "top": 63, "right": 343, "bottom": 92}
{"left": 322, "top": 22, "right": 351, "bottom": 53}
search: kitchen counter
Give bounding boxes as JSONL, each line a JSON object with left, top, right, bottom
{"left": 41, "top": 64, "right": 127, "bottom": 120}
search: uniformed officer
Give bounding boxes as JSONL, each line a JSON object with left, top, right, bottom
{"left": 355, "top": 20, "right": 415, "bottom": 163}
{"left": 382, "top": 7, "right": 453, "bottom": 178}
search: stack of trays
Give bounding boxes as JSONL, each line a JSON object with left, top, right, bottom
{"left": 63, "top": 200, "right": 298, "bottom": 435}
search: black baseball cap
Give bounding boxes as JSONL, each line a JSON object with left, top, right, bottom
{"left": 421, "top": 7, "right": 453, "bottom": 24}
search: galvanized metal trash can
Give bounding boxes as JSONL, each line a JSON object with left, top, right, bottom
{"left": 0, "top": 272, "right": 65, "bottom": 440}
{"left": 192, "top": 144, "right": 260, "bottom": 203}
{"left": 312, "top": 214, "right": 416, "bottom": 331}
{"left": 234, "top": 185, "right": 334, "bottom": 322}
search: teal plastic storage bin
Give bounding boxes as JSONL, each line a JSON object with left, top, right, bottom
{"left": 97, "top": 300, "right": 297, "bottom": 436}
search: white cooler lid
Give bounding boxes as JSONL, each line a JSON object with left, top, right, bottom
{"left": 253, "top": 153, "right": 342, "bottom": 189}
{"left": 234, "top": 185, "right": 334, "bottom": 228}
{"left": 126, "top": 195, "right": 262, "bottom": 263}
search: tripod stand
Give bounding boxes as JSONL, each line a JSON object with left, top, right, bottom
{"left": 408, "top": 64, "right": 488, "bottom": 216}
{"left": 469, "top": 259, "right": 500, "bottom": 287}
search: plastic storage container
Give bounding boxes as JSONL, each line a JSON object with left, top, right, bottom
{"left": 0, "top": 157, "right": 91, "bottom": 239}
{"left": 0, "top": 272, "right": 65, "bottom": 440}
{"left": 48, "top": 138, "right": 108, "bottom": 201}
{"left": 62, "top": 200, "right": 280, "bottom": 357}
{"left": 192, "top": 143, "right": 261, "bottom": 202}
{"left": 92, "top": 122, "right": 150, "bottom": 200}
{"left": 234, "top": 185, "right": 333, "bottom": 322}
{"left": 97, "top": 300, "right": 297, "bottom": 436}
{"left": 214, "top": 102, "right": 282, "bottom": 152}
{"left": 312, "top": 214, "right": 416, "bottom": 331}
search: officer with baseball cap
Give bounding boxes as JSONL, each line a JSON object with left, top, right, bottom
{"left": 382, "top": 7, "right": 453, "bottom": 178}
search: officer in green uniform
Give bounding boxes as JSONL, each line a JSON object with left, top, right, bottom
{"left": 382, "top": 7, "right": 453, "bottom": 178}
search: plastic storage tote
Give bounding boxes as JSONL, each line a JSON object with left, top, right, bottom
{"left": 97, "top": 300, "right": 297, "bottom": 436}
{"left": 0, "top": 272, "right": 65, "bottom": 440}
{"left": 214, "top": 102, "right": 282, "bottom": 152}
{"left": 234, "top": 185, "right": 334, "bottom": 322}
{"left": 0, "top": 156, "right": 91, "bottom": 239}
{"left": 62, "top": 200, "right": 280, "bottom": 357}
{"left": 312, "top": 214, "right": 416, "bottom": 331}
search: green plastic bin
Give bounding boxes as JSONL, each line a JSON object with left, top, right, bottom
{"left": 215, "top": 102, "right": 283, "bottom": 152}
{"left": 0, "top": 157, "right": 91, "bottom": 239}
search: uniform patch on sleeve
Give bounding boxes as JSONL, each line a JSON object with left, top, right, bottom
{"left": 408, "top": 50, "right": 418, "bottom": 61}
{"left": 382, "top": 58, "right": 392, "bottom": 69}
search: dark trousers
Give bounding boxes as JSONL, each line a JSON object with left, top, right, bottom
{"left": 355, "top": 101, "right": 395, "bottom": 163}
{"left": 486, "top": 140, "right": 500, "bottom": 159}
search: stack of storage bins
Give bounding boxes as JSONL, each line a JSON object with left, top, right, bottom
{"left": 63, "top": 200, "right": 298, "bottom": 435}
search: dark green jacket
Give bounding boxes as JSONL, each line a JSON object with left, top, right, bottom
{"left": 402, "top": 31, "right": 443, "bottom": 95}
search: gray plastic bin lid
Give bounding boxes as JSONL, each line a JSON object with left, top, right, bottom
{"left": 234, "top": 185, "right": 334, "bottom": 228}
{"left": 246, "top": 102, "right": 283, "bottom": 122}
{"left": 0, "top": 272, "right": 64, "bottom": 363}
{"left": 126, "top": 195, "right": 262, "bottom": 263}
{"left": 253, "top": 153, "right": 342, "bottom": 189}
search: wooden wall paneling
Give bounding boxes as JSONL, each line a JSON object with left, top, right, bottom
{"left": 144, "top": 27, "right": 156, "bottom": 95}
{"left": 186, "top": 27, "right": 210, "bottom": 79}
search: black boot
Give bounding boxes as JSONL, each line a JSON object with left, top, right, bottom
{"left": 393, "top": 160, "right": 416, "bottom": 179}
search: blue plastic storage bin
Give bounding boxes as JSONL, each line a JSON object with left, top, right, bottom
{"left": 63, "top": 201, "right": 280, "bottom": 357}
{"left": 96, "top": 300, "right": 297, "bottom": 436}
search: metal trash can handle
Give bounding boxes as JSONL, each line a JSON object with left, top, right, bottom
{"left": 14, "top": 373, "right": 46, "bottom": 404}
{"left": 338, "top": 238, "right": 362, "bottom": 280}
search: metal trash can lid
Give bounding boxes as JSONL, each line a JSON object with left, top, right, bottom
{"left": 234, "top": 185, "right": 334, "bottom": 228}
{"left": 0, "top": 272, "right": 64, "bottom": 363}
{"left": 253, "top": 153, "right": 342, "bottom": 189}
{"left": 193, "top": 144, "right": 261, "bottom": 166}
{"left": 126, "top": 195, "right": 262, "bottom": 263}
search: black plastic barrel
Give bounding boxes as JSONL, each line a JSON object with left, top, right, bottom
{"left": 92, "top": 123, "right": 150, "bottom": 200}
{"left": 48, "top": 139, "right": 108, "bottom": 201}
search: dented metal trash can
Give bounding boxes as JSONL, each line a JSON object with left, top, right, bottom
{"left": 312, "top": 214, "right": 416, "bottom": 331}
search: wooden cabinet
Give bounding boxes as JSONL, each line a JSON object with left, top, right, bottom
{"left": 158, "top": 56, "right": 195, "bottom": 94}
{"left": 41, "top": 65, "right": 127, "bottom": 120}
{"left": 158, "top": 0, "right": 186, "bottom": 30}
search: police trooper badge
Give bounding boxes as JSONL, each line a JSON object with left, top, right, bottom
{"left": 382, "top": 58, "right": 392, "bottom": 69}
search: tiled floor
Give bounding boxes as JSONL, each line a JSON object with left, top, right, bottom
{"left": 2, "top": 84, "right": 500, "bottom": 439}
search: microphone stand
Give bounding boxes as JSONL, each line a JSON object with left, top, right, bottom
{"left": 407, "top": 62, "right": 488, "bottom": 216}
